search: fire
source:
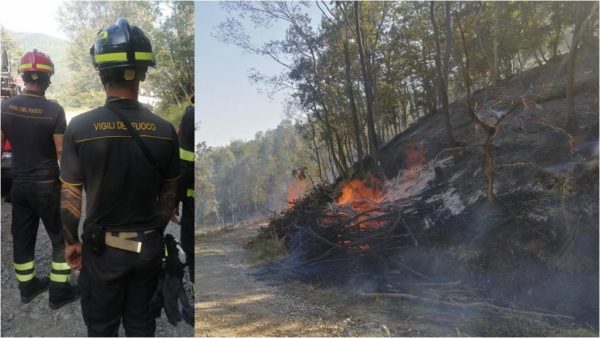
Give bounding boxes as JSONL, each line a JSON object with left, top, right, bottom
{"left": 329, "top": 176, "right": 388, "bottom": 245}
{"left": 324, "top": 143, "right": 430, "bottom": 252}
{"left": 337, "top": 178, "right": 385, "bottom": 207}
{"left": 287, "top": 167, "right": 308, "bottom": 208}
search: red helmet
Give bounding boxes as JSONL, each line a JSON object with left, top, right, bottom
{"left": 18, "top": 49, "right": 54, "bottom": 76}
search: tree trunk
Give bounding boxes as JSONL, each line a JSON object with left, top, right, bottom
{"left": 443, "top": 2, "right": 453, "bottom": 93}
{"left": 325, "top": 123, "right": 344, "bottom": 177}
{"left": 334, "top": 130, "right": 350, "bottom": 177}
{"left": 566, "top": 2, "right": 589, "bottom": 132}
{"left": 354, "top": 2, "right": 380, "bottom": 163}
{"left": 309, "top": 118, "right": 324, "bottom": 183}
{"left": 457, "top": 13, "right": 496, "bottom": 203}
{"left": 340, "top": 2, "right": 364, "bottom": 173}
{"left": 490, "top": 6, "right": 499, "bottom": 87}
{"left": 551, "top": 2, "right": 563, "bottom": 59}
{"left": 430, "top": 2, "right": 456, "bottom": 147}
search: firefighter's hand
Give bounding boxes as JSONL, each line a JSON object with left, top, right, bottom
{"left": 65, "top": 242, "right": 82, "bottom": 271}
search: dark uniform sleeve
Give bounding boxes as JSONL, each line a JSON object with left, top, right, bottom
{"left": 59, "top": 122, "right": 83, "bottom": 186}
{"left": 180, "top": 107, "right": 195, "bottom": 156}
{"left": 165, "top": 124, "right": 180, "bottom": 181}
{"left": 54, "top": 106, "right": 67, "bottom": 135}
{"left": 178, "top": 107, "right": 195, "bottom": 201}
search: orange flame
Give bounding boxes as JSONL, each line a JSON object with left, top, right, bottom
{"left": 287, "top": 169, "right": 307, "bottom": 208}
{"left": 323, "top": 143, "right": 430, "bottom": 251}
{"left": 337, "top": 178, "right": 385, "bottom": 207}
{"left": 332, "top": 176, "right": 387, "bottom": 235}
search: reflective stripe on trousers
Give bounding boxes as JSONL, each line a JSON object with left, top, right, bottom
{"left": 50, "top": 261, "right": 71, "bottom": 283}
{"left": 14, "top": 261, "right": 35, "bottom": 282}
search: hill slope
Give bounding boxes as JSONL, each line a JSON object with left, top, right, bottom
{"left": 256, "top": 48, "right": 599, "bottom": 335}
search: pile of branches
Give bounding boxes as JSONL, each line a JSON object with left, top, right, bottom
{"left": 254, "top": 178, "right": 452, "bottom": 276}
{"left": 252, "top": 182, "right": 338, "bottom": 245}
{"left": 286, "top": 192, "right": 445, "bottom": 267}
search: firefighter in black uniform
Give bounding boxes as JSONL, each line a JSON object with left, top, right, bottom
{"left": 59, "top": 19, "right": 180, "bottom": 336}
{"left": 0, "top": 49, "right": 79, "bottom": 309}
{"left": 176, "top": 96, "right": 195, "bottom": 285}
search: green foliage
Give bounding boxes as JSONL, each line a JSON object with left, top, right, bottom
{"left": 0, "top": 27, "right": 24, "bottom": 75}
{"left": 56, "top": 1, "right": 193, "bottom": 117}
{"left": 150, "top": 1, "right": 194, "bottom": 114}
{"left": 196, "top": 120, "right": 317, "bottom": 225}
{"left": 218, "top": 2, "right": 598, "bottom": 182}
{"left": 158, "top": 101, "right": 190, "bottom": 127}
{"left": 196, "top": 141, "right": 219, "bottom": 225}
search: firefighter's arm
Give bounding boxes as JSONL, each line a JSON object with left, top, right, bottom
{"left": 53, "top": 106, "right": 67, "bottom": 163}
{"left": 159, "top": 126, "right": 181, "bottom": 231}
{"left": 53, "top": 134, "right": 64, "bottom": 163}
{"left": 60, "top": 182, "right": 83, "bottom": 270}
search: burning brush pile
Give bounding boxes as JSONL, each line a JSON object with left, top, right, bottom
{"left": 253, "top": 155, "right": 465, "bottom": 282}
{"left": 252, "top": 141, "right": 598, "bottom": 327}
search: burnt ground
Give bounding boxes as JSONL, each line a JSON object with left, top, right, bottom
{"left": 197, "top": 50, "right": 598, "bottom": 336}
{"left": 196, "top": 223, "right": 596, "bottom": 337}
{"left": 0, "top": 198, "right": 194, "bottom": 337}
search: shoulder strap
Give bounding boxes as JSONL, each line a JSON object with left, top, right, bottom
{"left": 104, "top": 105, "right": 166, "bottom": 177}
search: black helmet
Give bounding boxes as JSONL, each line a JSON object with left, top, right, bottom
{"left": 90, "top": 18, "right": 155, "bottom": 70}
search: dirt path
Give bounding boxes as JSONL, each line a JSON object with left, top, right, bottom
{"left": 195, "top": 223, "right": 348, "bottom": 337}
{"left": 195, "top": 223, "right": 595, "bottom": 337}
{"left": 0, "top": 199, "right": 193, "bottom": 337}
{"left": 195, "top": 223, "right": 437, "bottom": 337}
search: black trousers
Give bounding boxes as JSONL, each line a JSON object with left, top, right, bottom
{"left": 11, "top": 180, "right": 69, "bottom": 284}
{"left": 79, "top": 230, "right": 162, "bottom": 337}
{"left": 180, "top": 197, "right": 194, "bottom": 284}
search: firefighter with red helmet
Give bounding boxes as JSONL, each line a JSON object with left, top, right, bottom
{"left": 0, "top": 49, "right": 80, "bottom": 308}
{"left": 59, "top": 18, "right": 180, "bottom": 336}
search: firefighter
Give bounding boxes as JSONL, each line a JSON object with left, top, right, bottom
{"left": 0, "top": 49, "right": 80, "bottom": 308}
{"left": 176, "top": 96, "right": 195, "bottom": 285}
{"left": 59, "top": 18, "right": 180, "bottom": 336}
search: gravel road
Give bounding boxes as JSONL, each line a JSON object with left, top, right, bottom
{"left": 1, "top": 198, "right": 194, "bottom": 337}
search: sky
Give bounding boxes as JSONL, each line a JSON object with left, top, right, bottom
{"left": 195, "top": 2, "right": 321, "bottom": 148}
{"left": 0, "top": 0, "right": 68, "bottom": 41}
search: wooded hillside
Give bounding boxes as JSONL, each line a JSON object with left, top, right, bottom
{"left": 197, "top": 1, "right": 598, "bottom": 227}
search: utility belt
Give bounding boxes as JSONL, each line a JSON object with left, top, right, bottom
{"left": 82, "top": 223, "right": 158, "bottom": 255}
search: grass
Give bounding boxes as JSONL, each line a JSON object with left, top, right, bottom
{"left": 245, "top": 232, "right": 286, "bottom": 264}
{"left": 195, "top": 226, "right": 233, "bottom": 242}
